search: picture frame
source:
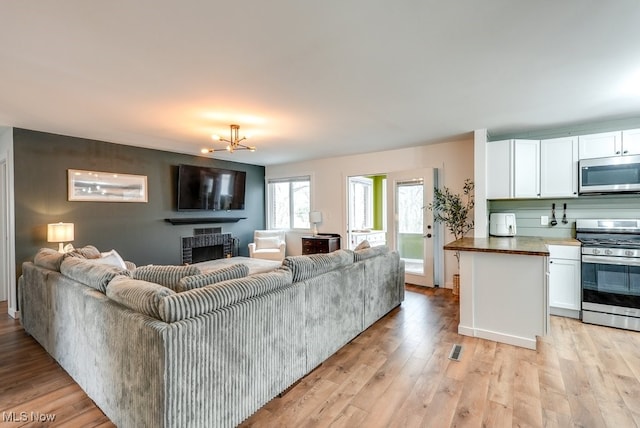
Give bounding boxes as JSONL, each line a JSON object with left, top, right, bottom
{"left": 68, "top": 169, "right": 148, "bottom": 202}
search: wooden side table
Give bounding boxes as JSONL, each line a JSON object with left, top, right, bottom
{"left": 302, "top": 234, "right": 341, "bottom": 255}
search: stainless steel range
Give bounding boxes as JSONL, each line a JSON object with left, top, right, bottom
{"left": 576, "top": 219, "right": 640, "bottom": 332}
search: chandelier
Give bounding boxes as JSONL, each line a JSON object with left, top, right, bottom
{"left": 202, "top": 124, "right": 256, "bottom": 154}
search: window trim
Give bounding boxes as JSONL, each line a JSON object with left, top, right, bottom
{"left": 266, "top": 175, "right": 312, "bottom": 231}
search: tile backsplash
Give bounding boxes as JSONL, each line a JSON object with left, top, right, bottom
{"left": 489, "top": 195, "right": 640, "bottom": 238}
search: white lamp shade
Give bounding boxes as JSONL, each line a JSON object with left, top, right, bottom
{"left": 309, "top": 211, "right": 322, "bottom": 224}
{"left": 47, "top": 223, "right": 74, "bottom": 243}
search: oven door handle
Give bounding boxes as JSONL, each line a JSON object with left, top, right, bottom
{"left": 582, "top": 254, "right": 640, "bottom": 266}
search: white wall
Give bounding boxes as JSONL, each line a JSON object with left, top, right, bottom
{"left": 473, "top": 129, "right": 488, "bottom": 237}
{"left": 266, "top": 134, "right": 474, "bottom": 288}
{"left": 0, "top": 127, "right": 17, "bottom": 317}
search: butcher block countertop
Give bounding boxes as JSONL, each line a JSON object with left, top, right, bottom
{"left": 443, "top": 236, "right": 581, "bottom": 256}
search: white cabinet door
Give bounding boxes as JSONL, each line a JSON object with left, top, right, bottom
{"left": 548, "top": 258, "right": 580, "bottom": 312}
{"left": 578, "top": 131, "right": 622, "bottom": 159}
{"left": 548, "top": 245, "right": 580, "bottom": 317}
{"left": 540, "top": 137, "right": 578, "bottom": 198}
{"left": 513, "top": 139, "right": 540, "bottom": 198}
{"left": 486, "top": 139, "right": 512, "bottom": 199}
{"left": 622, "top": 129, "right": 640, "bottom": 156}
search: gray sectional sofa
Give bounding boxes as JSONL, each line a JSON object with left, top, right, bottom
{"left": 18, "top": 245, "right": 404, "bottom": 428}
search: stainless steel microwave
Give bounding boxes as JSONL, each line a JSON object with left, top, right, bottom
{"left": 579, "top": 154, "right": 640, "bottom": 194}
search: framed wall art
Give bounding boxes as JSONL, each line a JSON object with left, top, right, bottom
{"left": 68, "top": 169, "right": 148, "bottom": 202}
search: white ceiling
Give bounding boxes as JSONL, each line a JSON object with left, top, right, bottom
{"left": 1, "top": 1, "right": 640, "bottom": 166}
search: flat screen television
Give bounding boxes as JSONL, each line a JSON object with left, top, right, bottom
{"left": 177, "top": 164, "right": 246, "bottom": 211}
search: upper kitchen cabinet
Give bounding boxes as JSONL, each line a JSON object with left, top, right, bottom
{"left": 487, "top": 139, "right": 539, "bottom": 199}
{"left": 513, "top": 139, "right": 540, "bottom": 198}
{"left": 486, "top": 139, "right": 512, "bottom": 199}
{"left": 622, "top": 129, "right": 640, "bottom": 156}
{"left": 579, "top": 129, "right": 640, "bottom": 159}
{"left": 540, "top": 137, "right": 578, "bottom": 198}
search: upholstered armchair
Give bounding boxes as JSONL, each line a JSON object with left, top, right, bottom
{"left": 248, "top": 230, "right": 286, "bottom": 261}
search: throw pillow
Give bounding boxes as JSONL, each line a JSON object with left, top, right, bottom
{"left": 353, "top": 245, "right": 389, "bottom": 261}
{"left": 354, "top": 240, "right": 371, "bottom": 251}
{"left": 255, "top": 236, "right": 280, "bottom": 250}
{"left": 90, "top": 249, "right": 128, "bottom": 270}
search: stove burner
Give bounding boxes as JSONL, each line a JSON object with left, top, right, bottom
{"left": 579, "top": 238, "right": 640, "bottom": 249}
{"left": 576, "top": 219, "right": 640, "bottom": 249}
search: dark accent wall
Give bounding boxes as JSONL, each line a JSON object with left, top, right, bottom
{"left": 13, "top": 128, "right": 265, "bottom": 278}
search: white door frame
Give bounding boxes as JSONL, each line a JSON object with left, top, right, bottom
{"left": 346, "top": 175, "right": 376, "bottom": 250}
{"left": 0, "top": 159, "right": 7, "bottom": 302}
{"left": 0, "top": 128, "right": 17, "bottom": 318}
{"left": 387, "top": 168, "right": 439, "bottom": 287}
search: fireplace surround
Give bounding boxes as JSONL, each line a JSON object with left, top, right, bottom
{"left": 182, "top": 228, "right": 233, "bottom": 264}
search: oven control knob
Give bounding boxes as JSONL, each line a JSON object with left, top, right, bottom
{"left": 605, "top": 249, "right": 613, "bottom": 255}
{"left": 625, "top": 250, "right": 634, "bottom": 257}
{"left": 593, "top": 248, "right": 600, "bottom": 255}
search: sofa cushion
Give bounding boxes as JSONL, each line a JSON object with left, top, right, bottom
{"left": 106, "top": 275, "right": 175, "bottom": 319}
{"left": 283, "top": 249, "right": 354, "bottom": 282}
{"left": 60, "top": 257, "right": 130, "bottom": 293}
{"left": 354, "top": 245, "right": 389, "bottom": 262}
{"left": 132, "top": 265, "right": 201, "bottom": 291}
{"left": 159, "top": 267, "right": 293, "bottom": 323}
{"left": 33, "top": 248, "right": 65, "bottom": 271}
{"left": 177, "top": 264, "right": 249, "bottom": 292}
{"left": 255, "top": 236, "right": 280, "bottom": 250}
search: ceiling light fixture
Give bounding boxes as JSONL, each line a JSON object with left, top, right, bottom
{"left": 201, "top": 124, "right": 256, "bottom": 154}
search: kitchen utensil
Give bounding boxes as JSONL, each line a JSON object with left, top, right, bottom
{"left": 551, "top": 203, "right": 557, "bottom": 226}
{"left": 562, "top": 203, "right": 568, "bottom": 224}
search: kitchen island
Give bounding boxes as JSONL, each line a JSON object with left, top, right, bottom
{"left": 444, "top": 236, "right": 550, "bottom": 350}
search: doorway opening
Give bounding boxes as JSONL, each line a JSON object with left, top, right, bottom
{"left": 347, "top": 168, "right": 442, "bottom": 287}
{"left": 346, "top": 175, "right": 387, "bottom": 250}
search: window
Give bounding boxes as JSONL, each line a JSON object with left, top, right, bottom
{"left": 267, "top": 176, "right": 311, "bottom": 229}
{"left": 396, "top": 180, "right": 423, "bottom": 234}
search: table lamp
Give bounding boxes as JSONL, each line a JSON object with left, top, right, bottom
{"left": 309, "top": 211, "right": 322, "bottom": 236}
{"left": 48, "top": 222, "right": 74, "bottom": 253}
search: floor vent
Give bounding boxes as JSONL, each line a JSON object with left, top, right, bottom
{"left": 449, "top": 344, "right": 463, "bottom": 361}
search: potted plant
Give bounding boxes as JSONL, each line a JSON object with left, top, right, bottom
{"left": 428, "top": 178, "right": 474, "bottom": 295}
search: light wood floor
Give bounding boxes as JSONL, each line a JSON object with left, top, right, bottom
{"left": 2, "top": 287, "right": 640, "bottom": 427}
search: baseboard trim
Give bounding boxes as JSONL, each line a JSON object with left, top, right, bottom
{"left": 458, "top": 324, "right": 537, "bottom": 350}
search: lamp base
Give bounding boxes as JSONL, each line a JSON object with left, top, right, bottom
{"left": 312, "top": 224, "right": 318, "bottom": 236}
{"left": 58, "top": 242, "right": 66, "bottom": 253}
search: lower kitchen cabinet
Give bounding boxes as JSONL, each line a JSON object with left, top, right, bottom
{"left": 548, "top": 245, "right": 581, "bottom": 319}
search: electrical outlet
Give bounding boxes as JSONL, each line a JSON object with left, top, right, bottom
{"left": 541, "top": 215, "right": 549, "bottom": 226}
